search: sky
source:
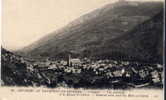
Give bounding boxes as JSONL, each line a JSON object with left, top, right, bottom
{"left": 2, "top": 0, "right": 164, "bottom": 50}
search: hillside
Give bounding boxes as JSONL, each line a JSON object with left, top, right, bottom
{"left": 19, "top": 1, "right": 163, "bottom": 63}
{"left": 99, "top": 11, "right": 163, "bottom": 63}
{"left": 1, "top": 48, "right": 35, "bottom": 86}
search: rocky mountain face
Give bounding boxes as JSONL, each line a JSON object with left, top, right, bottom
{"left": 19, "top": 1, "right": 163, "bottom": 63}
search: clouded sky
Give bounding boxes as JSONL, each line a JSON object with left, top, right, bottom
{"left": 2, "top": 0, "right": 164, "bottom": 50}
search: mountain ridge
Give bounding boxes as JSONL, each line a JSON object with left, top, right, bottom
{"left": 17, "top": 1, "right": 163, "bottom": 63}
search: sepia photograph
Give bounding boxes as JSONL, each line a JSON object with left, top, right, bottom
{"left": 0, "top": 0, "right": 165, "bottom": 99}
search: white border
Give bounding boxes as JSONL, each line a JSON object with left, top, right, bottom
{"left": 0, "top": 0, "right": 165, "bottom": 100}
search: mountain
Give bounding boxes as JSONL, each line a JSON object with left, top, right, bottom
{"left": 19, "top": 1, "right": 163, "bottom": 63}
{"left": 100, "top": 11, "right": 163, "bottom": 63}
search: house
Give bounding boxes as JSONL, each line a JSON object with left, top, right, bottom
{"left": 70, "top": 58, "right": 81, "bottom": 66}
{"left": 60, "top": 60, "right": 68, "bottom": 66}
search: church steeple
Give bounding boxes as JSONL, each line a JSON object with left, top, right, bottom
{"left": 67, "top": 53, "right": 71, "bottom": 67}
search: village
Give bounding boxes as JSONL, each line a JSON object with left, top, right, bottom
{"left": 1, "top": 50, "right": 163, "bottom": 88}
{"left": 25, "top": 56, "right": 163, "bottom": 88}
